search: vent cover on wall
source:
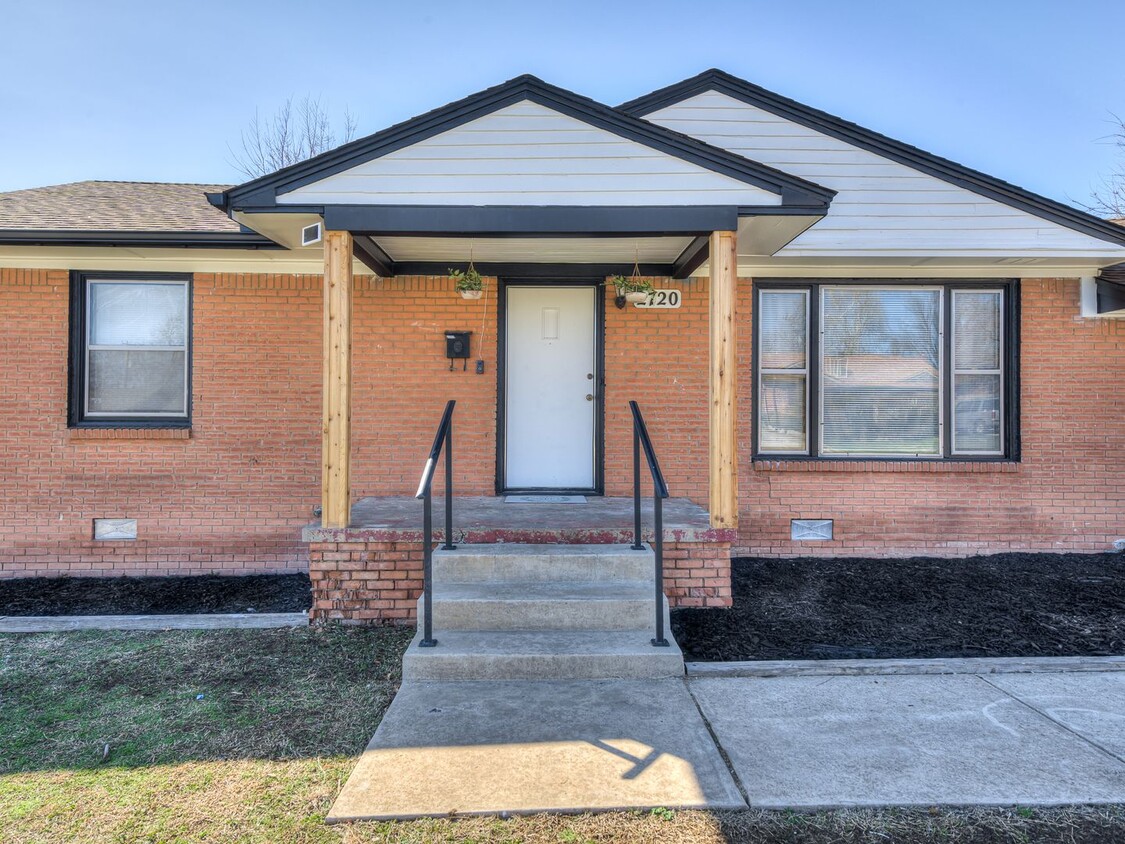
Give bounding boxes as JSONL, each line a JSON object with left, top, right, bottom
{"left": 791, "top": 519, "right": 833, "bottom": 541}
{"left": 301, "top": 222, "right": 323, "bottom": 246}
{"left": 94, "top": 518, "right": 137, "bottom": 541}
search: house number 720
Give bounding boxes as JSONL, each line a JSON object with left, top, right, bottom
{"left": 634, "top": 289, "right": 681, "bottom": 309}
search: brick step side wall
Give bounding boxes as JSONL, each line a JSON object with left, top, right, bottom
{"left": 307, "top": 540, "right": 731, "bottom": 625}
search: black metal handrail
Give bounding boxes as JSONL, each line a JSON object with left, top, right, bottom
{"left": 415, "top": 399, "right": 456, "bottom": 647}
{"left": 629, "top": 400, "right": 670, "bottom": 647}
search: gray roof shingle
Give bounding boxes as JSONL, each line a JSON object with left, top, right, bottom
{"left": 0, "top": 180, "right": 240, "bottom": 233}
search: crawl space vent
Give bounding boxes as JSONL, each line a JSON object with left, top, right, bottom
{"left": 791, "top": 519, "right": 833, "bottom": 541}
{"left": 94, "top": 518, "right": 137, "bottom": 541}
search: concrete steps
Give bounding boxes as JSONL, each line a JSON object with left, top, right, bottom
{"left": 402, "top": 630, "right": 684, "bottom": 681}
{"left": 403, "top": 544, "right": 684, "bottom": 681}
{"left": 418, "top": 581, "right": 670, "bottom": 631}
{"left": 431, "top": 543, "right": 654, "bottom": 583}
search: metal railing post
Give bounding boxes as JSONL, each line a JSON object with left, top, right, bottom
{"left": 443, "top": 420, "right": 455, "bottom": 551}
{"left": 632, "top": 422, "right": 644, "bottom": 550}
{"left": 652, "top": 492, "right": 668, "bottom": 646}
{"left": 420, "top": 490, "right": 437, "bottom": 647}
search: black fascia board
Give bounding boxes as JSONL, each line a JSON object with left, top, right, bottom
{"left": 672, "top": 235, "right": 710, "bottom": 279}
{"left": 394, "top": 261, "right": 673, "bottom": 278}
{"left": 322, "top": 204, "right": 740, "bottom": 236}
{"left": 352, "top": 236, "right": 395, "bottom": 277}
{"left": 620, "top": 68, "right": 1125, "bottom": 249}
{"left": 0, "top": 230, "right": 280, "bottom": 248}
{"left": 216, "top": 74, "right": 835, "bottom": 214}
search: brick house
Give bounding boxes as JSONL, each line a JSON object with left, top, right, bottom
{"left": 1, "top": 70, "right": 1123, "bottom": 628}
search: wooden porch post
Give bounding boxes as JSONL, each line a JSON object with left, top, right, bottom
{"left": 321, "top": 230, "right": 353, "bottom": 528}
{"left": 708, "top": 230, "right": 738, "bottom": 529}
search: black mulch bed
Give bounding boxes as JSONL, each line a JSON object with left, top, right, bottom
{"left": 0, "top": 573, "right": 312, "bottom": 616}
{"left": 672, "top": 551, "right": 1125, "bottom": 662}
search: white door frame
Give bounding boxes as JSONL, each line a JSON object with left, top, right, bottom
{"left": 497, "top": 279, "right": 604, "bottom": 494}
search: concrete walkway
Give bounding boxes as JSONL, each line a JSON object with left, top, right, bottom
{"left": 331, "top": 667, "right": 1125, "bottom": 820}
{"left": 693, "top": 670, "right": 1125, "bottom": 808}
{"left": 329, "top": 678, "right": 744, "bottom": 820}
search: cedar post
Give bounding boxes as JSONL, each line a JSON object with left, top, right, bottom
{"left": 321, "top": 230, "right": 353, "bottom": 528}
{"left": 708, "top": 230, "right": 738, "bottom": 529}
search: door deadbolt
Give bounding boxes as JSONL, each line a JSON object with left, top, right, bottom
{"left": 586, "top": 372, "right": 594, "bottom": 380}
{"left": 586, "top": 394, "right": 594, "bottom": 401}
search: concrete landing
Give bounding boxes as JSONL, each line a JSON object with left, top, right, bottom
{"left": 327, "top": 678, "right": 746, "bottom": 821}
{"left": 303, "top": 496, "right": 736, "bottom": 544}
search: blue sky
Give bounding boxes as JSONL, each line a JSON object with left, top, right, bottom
{"left": 2, "top": 0, "right": 1123, "bottom": 209}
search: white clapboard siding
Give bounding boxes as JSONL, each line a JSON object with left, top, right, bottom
{"left": 646, "top": 91, "right": 1125, "bottom": 257}
{"left": 279, "top": 100, "right": 780, "bottom": 207}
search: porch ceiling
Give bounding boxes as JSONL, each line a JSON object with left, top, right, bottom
{"left": 376, "top": 235, "right": 693, "bottom": 265}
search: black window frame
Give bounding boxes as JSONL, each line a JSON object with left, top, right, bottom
{"left": 68, "top": 270, "right": 193, "bottom": 429}
{"left": 751, "top": 278, "right": 1020, "bottom": 462}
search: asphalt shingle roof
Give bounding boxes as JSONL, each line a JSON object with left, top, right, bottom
{"left": 0, "top": 180, "right": 239, "bottom": 233}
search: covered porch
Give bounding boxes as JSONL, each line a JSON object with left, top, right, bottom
{"left": 304, "top": 494, "right": 734, "bottom": 545}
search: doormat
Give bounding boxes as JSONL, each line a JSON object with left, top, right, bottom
{"left": 504, "top": 495, "right": 587, "bottom": 504}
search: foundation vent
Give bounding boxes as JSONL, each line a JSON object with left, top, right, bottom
{"left": 791, "top": 519, "right": 833, "bottom": 541}
{"left": 94, "top": 518, "right": 137, "bottom": 541}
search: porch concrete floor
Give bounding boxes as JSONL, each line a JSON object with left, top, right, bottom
{"left": 303, "top": 496, "right": 736, "bottom": 544}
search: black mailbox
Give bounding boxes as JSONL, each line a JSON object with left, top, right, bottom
{"left": 445, "top": 331, "right": 472, "bottom": 359}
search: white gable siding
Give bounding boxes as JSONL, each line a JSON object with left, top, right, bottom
{"left": 278, "top": 100, "right": 781, "bottom": 207}
{"left": 646, "top": 91, "right": 1125, "bottom": 258}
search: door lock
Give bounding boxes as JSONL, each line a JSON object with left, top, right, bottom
{"left": 586, "top": 373, "right": 594, "bottom": 380}
{"left": 586, "top": 394, "right": 594, "bottom": 401}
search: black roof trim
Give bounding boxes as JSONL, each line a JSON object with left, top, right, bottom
{"left": 393, "top": 261, "right": 674, "bottom": 278}
{"left": 217, "top": 74, "right": 835, "bottom": 213}
{"left": 620, "top": 68, "right": 1125, "bottom": 249}
{"left": 322, "top": 204, "right": 739, "bottom": 236}
{"left": 0, "top": 230, "right": 280, "bottom": 248}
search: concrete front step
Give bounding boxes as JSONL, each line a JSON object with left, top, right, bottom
{"left": 402, "top": 629, "right": 685, "bottom": 681}
{"left": 418, "top": 581, "right": 670, "bottom": 632}
{"left": 432, "top": 543, "right": 655, "bottom": 584}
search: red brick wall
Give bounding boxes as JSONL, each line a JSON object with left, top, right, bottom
{"left": 0, "top": 269, "right": 321, "bottom": 578}
{"left": 1, "top": 269, "right": 1120, "bottom": 582}
{"left": 737, "top": 277, "right": 1125, "bottom": 557}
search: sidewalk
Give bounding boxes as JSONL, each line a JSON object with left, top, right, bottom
{"left": 693, "top": 670, "right": 1125, "bottom": 808}
{"left": 329, "top": 665, "right": 1125, "bottom": 819}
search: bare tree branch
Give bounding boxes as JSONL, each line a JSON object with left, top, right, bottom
{"left": 228, "top": 95, "right": 358, "bottom": 179}
{"left": 1081, "top": 114, "right": 1125, "bottom": 220}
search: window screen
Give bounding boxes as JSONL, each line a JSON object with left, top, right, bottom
{"left": 83, "top": 280, "right": 190, "bottom": 418}
{"left": 820, "top": 287, "right": 942, "bottom": 456}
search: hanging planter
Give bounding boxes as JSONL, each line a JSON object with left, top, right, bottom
{"left": 449, "top": 266, "right": 484, "bottom": 299}
{"left": 611, "top": 246, "right": 655, "bottom": 308}
{"left": 610, "top": 272, "right": 654, "bottom": 307}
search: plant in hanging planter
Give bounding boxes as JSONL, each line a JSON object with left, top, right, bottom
{"left": 449, "top": 267, "right": 484, "bottom": 299}
{"left": 611, "top": 274, "right": 655, "bottom": 304}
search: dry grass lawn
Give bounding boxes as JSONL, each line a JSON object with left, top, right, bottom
{"left": 3, "top": 627, "right": 1125, "bottom": 843}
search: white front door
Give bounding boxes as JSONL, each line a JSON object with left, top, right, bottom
{"left": 504, "top": 285, "right": 597, "bottom": 490}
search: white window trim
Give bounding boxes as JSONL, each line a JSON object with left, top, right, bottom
{"left": 83, "top": 278, "right": 190, "bottom": 419}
